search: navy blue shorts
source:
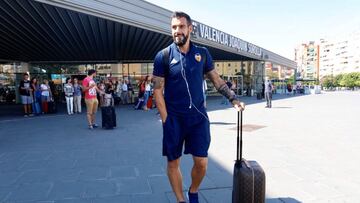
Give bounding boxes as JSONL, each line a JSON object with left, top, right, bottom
{"left": 162, "top": 113, "right": 211, "bottom": 161}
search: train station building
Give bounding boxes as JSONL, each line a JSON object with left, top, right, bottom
{"left": 0, "top": 0, "right": 296, "bottom": 106}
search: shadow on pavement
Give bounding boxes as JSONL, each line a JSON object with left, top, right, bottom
{"left": 0, "top": 93, "right": 305, "bottom": 120}
{"left": 267, "top": 197, "right": 302, "bottom": 203}
{"left": 205, "top": 94, "right": 305, "bottom": 113}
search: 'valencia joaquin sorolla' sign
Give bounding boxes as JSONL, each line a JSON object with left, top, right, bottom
{"left": 191, "top": 21, "right": 262, "bottom": 57}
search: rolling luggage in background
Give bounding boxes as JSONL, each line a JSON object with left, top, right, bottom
{"left": 146, "top": 95, "right": 153, "bottom": 109}
{"left": 101, "top": 106, "right": 116, "bottom": 129}
{"left": 113, "top": 94, "right": 121, "bottom": 105}
{"left": 42, "top": 101, "right": 48, "bottom": 113}
{"left": 232, "top": 111, "right": 266, "bottom": 203}
{"left": 48, "top": 101, "right": 57, "bottom": 114}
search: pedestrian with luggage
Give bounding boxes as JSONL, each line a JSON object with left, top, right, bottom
{"left": 152, "top": 11, "right": 245, "bottom": 203}
{"left": 100, "top": 84, "right": 116, "bottom": 129}
{"left": 82, "top": 69, "right": 103, "bottom": 130}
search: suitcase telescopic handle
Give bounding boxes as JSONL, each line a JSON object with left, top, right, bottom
{"left": 237, "top": 110, "right": 243, "bottom": 162}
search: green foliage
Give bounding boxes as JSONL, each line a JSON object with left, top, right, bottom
{"left": 340, "top": 72, "right": 360, "bottom": 89}
{"left": 287, "top": 75, "right": 295, "bottom": 84}
{"left": 322, "top": 72, "right": 360, "bottom": 88}
{"left": 334, "top": 74, "right": 344, "bottom": 87}
{"left": 321, "top": 75, "right": 334, "bottom": 88}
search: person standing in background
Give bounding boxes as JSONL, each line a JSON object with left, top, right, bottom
{"left": 265, "top": 77, "right": 273, "bottom": 108}
{"left": 64, "top": 77, "right": 74, "bottom": 115}
{"left": 142, "top": 76, "right": 151, "bottom": 111}
{"left": 19, "top": 73, "right": 33, "bottom": 117}
{"left": 127, "top": 79, "right": 134, "bottom": 103}
{"left": 121, "top": 80, "right": 128, "bottom": 104}
{"left": 40, "top": 79, "right": 52, "bottom": 114}
{"left": 31, "top": 77, "right": 41, "bottom": 115}
{"left": 73, "top": 78, "right": 82, "bottom": 114}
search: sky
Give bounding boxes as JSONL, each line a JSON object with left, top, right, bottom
{"left": 145, "top": 0, "right": 360, "bottom": 60}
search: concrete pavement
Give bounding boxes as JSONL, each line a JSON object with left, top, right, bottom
{"left": 0, "top": 91, "right": 359, "bottom": 202}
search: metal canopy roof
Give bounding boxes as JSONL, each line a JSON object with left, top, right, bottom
{"left": 0, "top": 0, "right": 295, "bottom": 68}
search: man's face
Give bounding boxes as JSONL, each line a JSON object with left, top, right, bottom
{"left": 171, "top": 17, "right": 192, "bottom": 47}
{"left": 24, "top": 75, "right": 29, "bottom": 81}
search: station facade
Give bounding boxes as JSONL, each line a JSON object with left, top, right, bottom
{"left": 0, "top": 0, "right": 296, "bottom": 105}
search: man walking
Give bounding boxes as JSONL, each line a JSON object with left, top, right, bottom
{"left": 152, "top": 11, "right": 245, "bottom": 203}
{"left": 265, "top": 77, "right": 273, "bottom": 108}
{"left": 82, "top": 69, "right": 102, "bottom": 129}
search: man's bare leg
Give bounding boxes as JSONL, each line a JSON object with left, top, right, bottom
{"left": 23, "top": 105, "right": 28, "bottom": 115}
{"left": 91, "top": 113, "right": 96, "bottom": 125}
{"left": 190, "top": 156, "right": 208, "bottom": 193}
{"left": 87, "top": 113, "right": 92, "bottom": 126}
{"left": 167, "top": 158, "right": 185, "bottom": 202}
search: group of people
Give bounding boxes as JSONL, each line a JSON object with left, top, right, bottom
{"left": 62, "top": 77, "right": 82, "bottom": 115}
{"left": 97, "top": 79, "right": 134, "bottom": 105}
{"left": 19, "top": 71, "right": 156, "bottom": 118}
{"left": 19, "top": 73, "right": 58, "bottom": 117}
{"left": 136, "top": 75, "right": 153, "bottom": 110}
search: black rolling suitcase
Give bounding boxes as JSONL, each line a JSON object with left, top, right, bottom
{"left": 101, "top": 106, "right": 116, "bottom": 129}
{"left": 232, "top": 111, "right": 266, "bottom": 203}
{"left": 48, "top": 101, "right": 57, "bottom": 114}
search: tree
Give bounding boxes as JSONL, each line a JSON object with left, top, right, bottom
{"left": 321, "top": 75, "right": 334, "bottom": 88}
{"left": 287, "top": 74, "right": 295, "bottom": 85}
{"left": 355, "top": 72, "right": 360, "bottom": 87}
{"left": 334, "top": 74, "right": 344, "bottom": 87}
{"left": 341, "top": 72, "right": 360, "bottom": 89}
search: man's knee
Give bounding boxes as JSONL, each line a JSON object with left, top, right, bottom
{"left": 167, "top": 158, "right": 180, "bottom": 170}
{"left": 193, "top": 157, "right": 208, "bottom": 172}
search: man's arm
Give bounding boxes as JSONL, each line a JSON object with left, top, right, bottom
{"left": 152, "top": 76, "right": 167, "bottom": 123}
{"left": 95, "top": 85, "right": 103, "bottom": 94}
{"left": 82, "top": 81, "right": 90, "bottom": 92}
{"left": 206, "top": 69, "right": 245, "bottom": 110}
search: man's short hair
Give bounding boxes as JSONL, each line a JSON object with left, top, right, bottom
{"left": 88, "top": 69, "right": 96, "bottom": 76}
{"left": 171, "top": 11, "right": 192, "bottom": 25}
{"left": 23, "top": 73, "right": 29, "bottom": 76}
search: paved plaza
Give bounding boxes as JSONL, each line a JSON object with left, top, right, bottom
{"left": 0, "top": 91, "right": 359, "bottom": 203}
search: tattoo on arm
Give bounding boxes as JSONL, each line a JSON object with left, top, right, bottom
{"left": 152, "top": 76, "right": 164, "bottom": 90}
{"left": 206, "top": 69, "right": 236, "bottom": 102}
{"left": 218, "top": 84, "right": 236, "bottom": 101}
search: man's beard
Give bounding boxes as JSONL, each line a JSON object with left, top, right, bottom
{"left": 173, "top": 33, "right": 188, "bottom": 47}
